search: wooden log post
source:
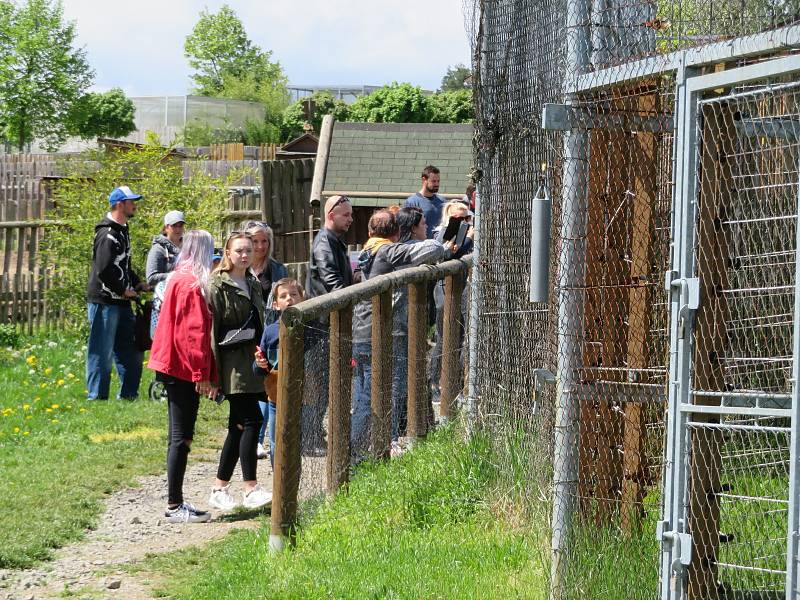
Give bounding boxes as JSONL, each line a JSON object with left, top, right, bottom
{"left": 327, "top": 305, "right": 353, "bottom": 493}
{"left": 259, "top": 161, "right": 270, "bottom": 224}
{"left": 269, "top": 318, "right": 305, "bottom": 552}
{"left": 439, "top": 273, "right": 465, "bottom": 421}
{"left": 371, "top": 290, "right": 393, "bottom": 460}
{"left": 407, "top": 281, "right": 428, "bottom": 440}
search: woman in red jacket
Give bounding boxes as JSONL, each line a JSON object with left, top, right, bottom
{"left": 148, "top": 229, "right": 218, "bottom": 523}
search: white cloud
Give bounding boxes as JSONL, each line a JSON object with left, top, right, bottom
{"left": 59, "top": 0, "right": 471, "bottom": 96}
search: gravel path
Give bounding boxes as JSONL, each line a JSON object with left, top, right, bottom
{"left": 0, "top": 450, "right": 281, "bottom": 600}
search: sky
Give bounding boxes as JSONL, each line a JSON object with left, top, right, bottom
{"left": 58, "top": 0, "right": 473, "bottom": 97}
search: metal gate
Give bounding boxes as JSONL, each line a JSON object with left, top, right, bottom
{"left": 661, "top": 55, "right": 800, "bottom": 599}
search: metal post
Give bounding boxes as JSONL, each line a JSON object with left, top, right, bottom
{"left": 440, "top": 273, "right": 465, "bottom": 421}
{"left": 466, "top": 187, "right": 483, "bottom": 434}
{"left": 550, "top": 0, "right": 591, "bottom": 594}
{"left": 371, "top": 290, "right": 393, "bottom": 459}
{"left": 785, "top": 154, "right": 800, "bottom": 599}
{"left": 407, "top": 281, "right": 429, "bottom": 440}
{"left": 327, "top": 305, "right": 352, "bottom": 493}
{"left": 269, "top": 318, "right": 305, "bottom": 553}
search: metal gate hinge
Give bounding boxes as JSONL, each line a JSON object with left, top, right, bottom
{"left": 666, "top": 276, "right": 700, "bottom": 337}
{"left": 657, "top": 521, "right": 693, "bottom": 571}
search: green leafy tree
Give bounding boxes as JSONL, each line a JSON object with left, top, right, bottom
{"left": 349, "top": 83, "right": 431, "bottom": 123}
{"left": 0, "top": 0, "right": 93, "bottom": 150}
{"left": 66, "top": 88, "right": 136, "bottom": 140}
{"left": 440, "top": 64, "right": 472, "bottom": 92}
{"left": 429, "top": 89, "right": 474, "bottom": 123}
{"left": 183, "top": 4, "right": 288, "bottom": 141}
{"left": 45, "top": 141, "right": 234, "bottom": 322}
{"left": 281, "top": 91, "right": 350, "bottom": 140}
{"left": 180, "top": 116, "right": 279, "bottom": 146}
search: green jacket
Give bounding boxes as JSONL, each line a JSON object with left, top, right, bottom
{"left": 209, "top": 270, "right": 265, "bottom": 395}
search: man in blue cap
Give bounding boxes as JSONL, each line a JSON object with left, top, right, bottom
{"left": 86, "top": 186, "right": 150, "bottom": 400}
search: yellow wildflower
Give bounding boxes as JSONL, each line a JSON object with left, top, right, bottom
{"left": 26, "top": 355, "right": 36, "bottom": 366}
{"left": 22, "top": 431, "right": 29, "bottom": 436}
{"left": 51, "top": 419, "right": 58, "bottom": 424}
{"left": 22, "top": 404, "right": 30, "bottom": 410}
{"left": 51, "top": 404, "right": 59, "bottom": 409}
{"left": 79, "top": 408, "right": 87, "bottom": 413}
{"left": 13, "top": 427, "right": 20, "bottom": 433}
{"left": 56, "top": 379, "right": 65, "bottom": 386}
{"left": 67, "top": 373, "right": 75, "bottom": 379}
{"left": 45, "top": 408, "right": 52, "bottom": 413}
{"left": 44, "top": 367, "right": 52, "bottom": 376}
{"left": 39, "top": 383, "right": 47, "bottom": 389}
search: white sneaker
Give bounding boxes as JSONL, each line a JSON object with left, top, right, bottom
{"left": 256, "top": 443, "right": 268, "bottom": 460}
{"left": 208, "top": 484, "right": 238, "bottom": 511}
{"left": 242, "top": 484, "right": 272, "bottom": 509}
{"left": 164, "top": 502, "right": 211, "bottom": 524}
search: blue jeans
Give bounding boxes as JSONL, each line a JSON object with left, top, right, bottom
{"left": 86, "top": 303, "right": 143, "bottom": 400}
{"left": 258, "top": 400, "right": 276, "bottom": 467}
{"left": 351, "top": 342, "right": 372, "bottom": 455}
{"left": 392, "top": 336, "right": 408, "bottom": 440}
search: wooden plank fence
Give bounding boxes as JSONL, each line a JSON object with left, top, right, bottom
{"left": 0, "top": 153, "right": 317, "bottom": 331}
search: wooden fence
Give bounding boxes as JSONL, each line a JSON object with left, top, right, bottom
{"left": 0, "top": 153, "right": 317, "bottom": 330}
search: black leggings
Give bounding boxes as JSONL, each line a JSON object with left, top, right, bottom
{"left": 160, "top": 373, "right": 200, "bottom": 507}
{"left": 217, "top": 392, "right": 265, "bottom": 483}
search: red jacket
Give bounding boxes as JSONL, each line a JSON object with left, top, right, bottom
{"left": 148, "top": 269, "right": 216, "bottom": 383}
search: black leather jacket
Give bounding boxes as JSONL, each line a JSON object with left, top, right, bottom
{"left": 306, "top": 227, "right": 353, "bottom": 299}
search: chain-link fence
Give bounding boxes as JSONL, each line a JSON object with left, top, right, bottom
{"left": 468, "top": 0, "right": 800, "bottom": 597}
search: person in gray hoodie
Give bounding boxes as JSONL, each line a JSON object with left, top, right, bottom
{"left": 350, "top": 208, "right": 453, "bottom": 457}
{"left": 146, "top": 210, "right": 185, "bottom": 286}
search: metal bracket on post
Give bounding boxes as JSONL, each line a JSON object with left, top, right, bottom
{"left": 532, "top": 368, "right": 556, "bottom": 416}
{"left": 666, "top": 275, "right": 700, "bottom": 338}
{"left": 657, "top": 521, "right": 693, "bottom": 580}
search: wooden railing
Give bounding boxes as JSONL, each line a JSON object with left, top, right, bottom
{"left": 269, "top": 254, "right": 472, "bottom": 550}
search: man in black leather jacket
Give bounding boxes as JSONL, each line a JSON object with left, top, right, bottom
{"left": 306, "top": 195, "right": 354, "bottom": 298}
{"left": 302, "top": 195, "right": 354, "bottom": 455}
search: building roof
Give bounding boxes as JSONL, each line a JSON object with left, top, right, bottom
{"left": 323, "top": 122, "right": 474, "bottom": 207}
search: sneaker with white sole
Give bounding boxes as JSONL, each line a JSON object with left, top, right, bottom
{"left": 256, "top": 442, "right": 268, "bottom": 460}
{"left": 242, "top": 484, "right": 272, "bottom": 509}
{"left": 164, "top": 502, "right": 211, "bottom": 524}
{"left": 208, "top": 484, "right": 238, "bottom": 511}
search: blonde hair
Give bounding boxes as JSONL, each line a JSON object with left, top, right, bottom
{"left": 441, "top": 201, "right": 470, "bottom": 227}
{"left": 215, "top": 232, "right": 253, "bottom": 274}
{"left": 244, "top": 221, "right": 275, "bottom": 263}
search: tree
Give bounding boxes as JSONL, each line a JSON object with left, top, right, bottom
{"left": 349, "top": 83, "right": 431, "bottom": 123}
{"left": 281, "top": 91, "right": 350, "bottom": 140}
{"left": 67, "top": 88, "right": 136, "bottom": 140}
{"left": 0, "top": 0, "right": 93, "bottom": 150}
{"left": 184, "top": 5, "right": 286, "bottom": 97}
{"left": 46, "top": 141, "right": 232, "bottom": 322}
{"left": 429, "top": 89, "right": 474, "bottom": 123}
{"left": 183, "top": 4, "right": 289, "bottom": 141}
{"left": 440, "top": 63, "right": 472, "bottom": 92}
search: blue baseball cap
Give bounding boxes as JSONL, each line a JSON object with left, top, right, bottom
{"left": 108, "top": 186, "right": 142, "bottom": 206}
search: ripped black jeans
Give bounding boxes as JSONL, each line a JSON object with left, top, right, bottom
{"left": 160, "top": 373, "right": 200, "bottom": 507}
{"left": 216, "top": 393, "right": 265, "bottom": 483}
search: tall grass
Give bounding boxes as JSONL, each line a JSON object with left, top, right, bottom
{"left": 144, "top": 426, "right": 549, "bottom": 599}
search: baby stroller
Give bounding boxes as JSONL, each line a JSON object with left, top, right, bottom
{"left": 147, "top": 278, "right": 170, "bottom": 402}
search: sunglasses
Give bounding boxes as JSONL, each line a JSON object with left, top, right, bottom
{"left": 244, "top": 220, "right": 269, "bottom": 229}
{"left": 327, "top": 195, "right": 350, "bottom": 214}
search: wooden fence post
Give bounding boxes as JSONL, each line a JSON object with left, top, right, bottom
{"left": 371, "top": 290, "right": 393, "bottom": 459}
{"left": 269, "top": 318, "right": 305, "bottom": 552}
{"left": 327, "top": 305, "right": 352, "bottom": 493}
{"left": 407, "top": 281, "right": 428, "bottom": 440}
{"left": 439, "top": 273, "right": 465, "bottom": 421}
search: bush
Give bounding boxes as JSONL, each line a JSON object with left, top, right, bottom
{"left": 45, "top": 140, "right": 235, "bottom": 323}
{"left": 429, "top": 89, "right": 474, "bottom": 123}
{"left": 0, "top": 324, "right": 21, "bottom": 348}
{"left": 349, "top": 82, "right": 432, "bottom": 123}
{"left": 280, "top": 91, "right": 350, "bottom": 140}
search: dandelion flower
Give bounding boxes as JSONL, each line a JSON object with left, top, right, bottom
{"left": 45, "top": 408, "right": 53, "bottom": 413}
{"left": 26, "top": 355, "right": 36, "bottom": 366}
{"left": 51, "top": 404, "right": 59, "bottom": 409}
{"left": 67, "top": 373, "right": 75, "bottom": 379}
{"left": 22, "top": 404, "right": 30, "bottom": 410}
{"left": 23, "top": 431, "right": 29, "bottom": 436}
{"left": 13, "top": 427, "right": 19, "bottom": 433}
{"left": 44, "top": 367, "right": 53, "bottom": 376}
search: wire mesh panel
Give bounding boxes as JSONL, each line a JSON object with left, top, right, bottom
{"left": 678, "top": 79, "right": 800, "bottom": 598}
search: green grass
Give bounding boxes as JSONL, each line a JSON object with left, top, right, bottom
{"left": 0, "top": 331, "right": 225, "bottom": 568}
{"left": 138, "top": 427, "right": 549, "bottom": 599}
